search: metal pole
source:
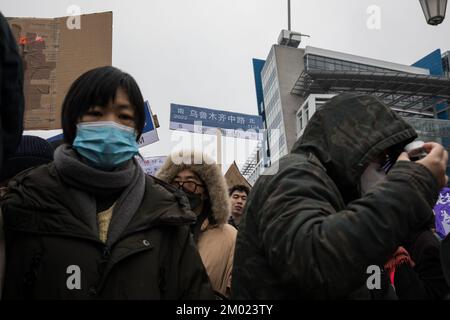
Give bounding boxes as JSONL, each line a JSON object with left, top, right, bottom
{"left": 288, "top": 0, "right": 291, "bottom": 30}
{"left": 216, "top": 128, "right": 222, "bottom": 172}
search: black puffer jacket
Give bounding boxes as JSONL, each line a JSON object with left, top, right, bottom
{"left": 232, "top": 94, "right": 440, "bottom": 299}
{"left": 1, "top": 164, "right": 214, "bottom": 300}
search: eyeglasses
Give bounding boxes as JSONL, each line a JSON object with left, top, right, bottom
{"left": 171, "top": 180, "right": 204, "bottom": 193}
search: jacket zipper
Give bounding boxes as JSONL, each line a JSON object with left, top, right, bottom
{"left": 6, "top": 213, "right": 194, "bottom": 297}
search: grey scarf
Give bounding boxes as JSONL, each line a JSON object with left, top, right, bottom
{"left": 53, "top": 144, "right": 145, "bottom": 246}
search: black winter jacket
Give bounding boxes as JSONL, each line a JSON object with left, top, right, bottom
{"left": 1, "top": 164, "right": 214, "bottom": 299}
{"left": 232, "top": 94, "right": 440, "bottom": 299}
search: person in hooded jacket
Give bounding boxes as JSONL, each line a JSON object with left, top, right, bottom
{"left": 0, "top": 66, "right": 213, "bottom": 300}
{"left": 157, "top": 151, "right": 237, "bottom": 298}
{"left": 232, "top": 93, "right": 448, "bottom": 299}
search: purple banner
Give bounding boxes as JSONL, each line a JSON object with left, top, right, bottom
{"left": 434, "top": 188, "right": 450, "bottom": 239}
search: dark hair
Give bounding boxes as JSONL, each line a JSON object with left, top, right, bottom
{"left": 229, "top": 184, "right": 250, "bottom": 196}
{"left": 61, "top": 66, "right": 145, "bottom": 144}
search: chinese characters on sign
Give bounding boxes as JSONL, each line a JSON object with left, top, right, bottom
{"left": 136, "top": 156, "right": 167, "bottom": 176}
{"left": 169, "top": 103, "right": 263, "bottom": 140}
{"left": 434, "top": 188, "right": 450, "bottom": 238}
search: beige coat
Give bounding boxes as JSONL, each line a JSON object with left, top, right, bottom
{"left": 197, "top": 219, "right": 237, "bottom": 297}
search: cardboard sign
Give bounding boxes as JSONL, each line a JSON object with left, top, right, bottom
{"left": 8, "top": 12, "right": 112, "bottom": 130}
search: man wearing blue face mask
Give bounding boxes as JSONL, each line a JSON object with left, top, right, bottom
{"left": 0, "top": 66, "right": 213, "bottom": 300}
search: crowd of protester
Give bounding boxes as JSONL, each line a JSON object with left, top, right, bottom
{"left": 1, "top": 11, "right": 450, "bottom": 299}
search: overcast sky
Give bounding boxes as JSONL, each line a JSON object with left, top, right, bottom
{"left": 2, "top": 0, "right": 450, "bottom": 170}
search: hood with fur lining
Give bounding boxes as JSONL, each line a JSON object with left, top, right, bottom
{"left": 156, "top": 150, "right": 231, "bottom": 226}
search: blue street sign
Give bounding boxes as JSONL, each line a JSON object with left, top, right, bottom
{"left": 169, "top": 103, "right": 263, "bottom": 140}
{"left": 138, "top": 101, "right": 159, "bottom": 147}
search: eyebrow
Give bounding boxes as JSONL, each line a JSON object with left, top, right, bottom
{"left": 115, "top": 103, "right": 134, "bottom": 110}
{"left": 90, "top": 103, "right": 133, "bottom": 111}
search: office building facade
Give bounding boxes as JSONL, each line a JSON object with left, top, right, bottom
{"left": 243, "top": 31, "right": 450, "bottom": 185}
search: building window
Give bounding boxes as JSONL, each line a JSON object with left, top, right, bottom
{"left": 305, "top": 54, "right": 402, "bottom": 74}
{"left": 443, "top": 53, "right": 450, "bottom": 77}
{"left": 325, "top": 62, "right": 335, "bottom": 71}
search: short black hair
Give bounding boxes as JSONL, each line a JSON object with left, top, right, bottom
{"left": 229, "top": 184, "right": 250, "bottom": 197}
{"left": 61, "top": 66, "right": 145, "bottom": 144}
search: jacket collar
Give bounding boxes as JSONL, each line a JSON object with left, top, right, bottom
{"left": 125, "top": 176, "right": 196, "bottom": 231}
{"left": 3, "top": 169, "right": 196, "bottom": 242}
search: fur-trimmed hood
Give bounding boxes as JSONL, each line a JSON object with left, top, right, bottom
{"left": 156, "top": 150, "right": 231, "bottom": 226}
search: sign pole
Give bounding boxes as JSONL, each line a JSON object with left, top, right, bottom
{"left": 288, "top": 0, "right": 291, "bottom": 31}
{"left": 216, "top": 128, "right": 222, "bottom": 172}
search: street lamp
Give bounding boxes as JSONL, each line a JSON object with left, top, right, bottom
{"left": 419, "top": 0, "right": 448, "bottom": 25}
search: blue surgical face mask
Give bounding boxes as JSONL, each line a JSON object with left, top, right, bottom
{"left": 73, "top": 121, "right": 139, "bottom": 170}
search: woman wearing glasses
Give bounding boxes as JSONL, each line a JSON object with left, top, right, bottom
{"left": 157, "top": 151, "right": 237, "bottom": 299}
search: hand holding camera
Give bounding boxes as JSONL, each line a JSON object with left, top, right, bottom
{"left": 398, "top": 141, "right": 448, "bottom": 188}
{"left": 404, "top": 141, "right": 428, "bottom": 161}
